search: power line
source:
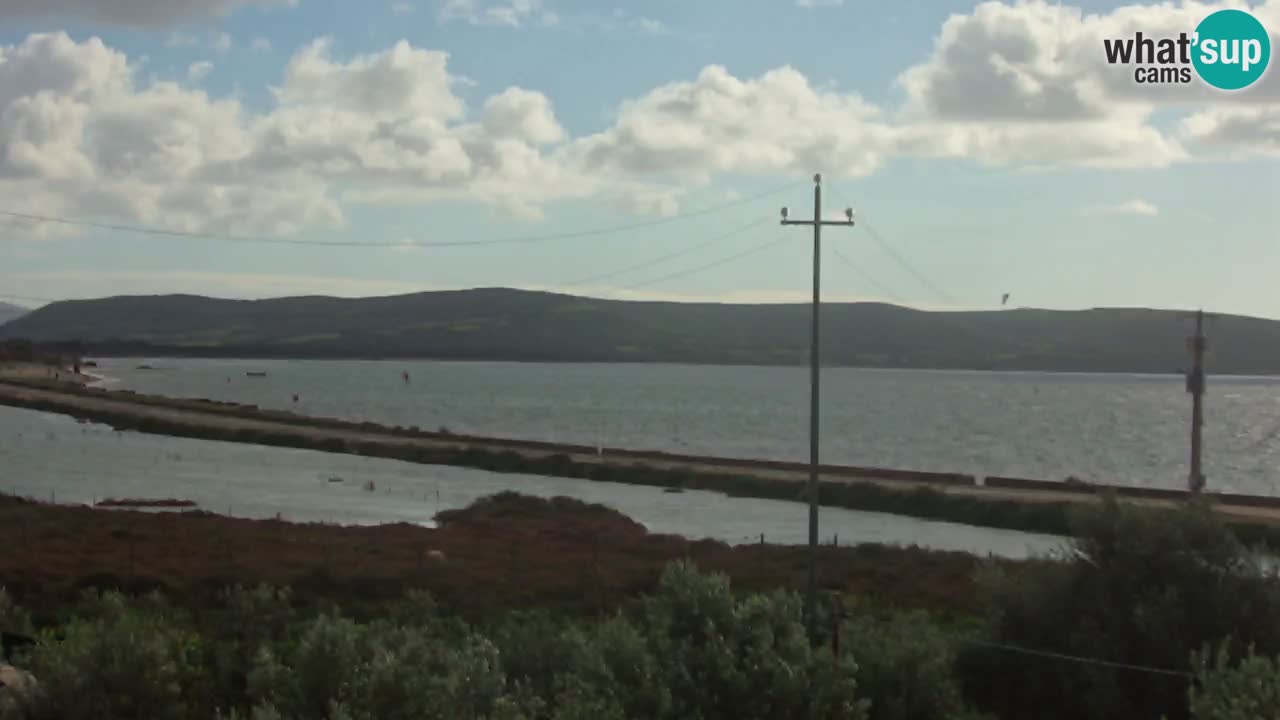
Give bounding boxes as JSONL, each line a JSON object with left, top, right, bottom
{"left": 960, "top": 638, "right": 1193, "bottom": 679}
{"left": 559, "top": 217, "right": 770, "bottom": 288}
{"left": 820, "top": 183, "right": 960, "bottom": 306}
{"left": 619, "top": 236, "right": 790, "bottom": 291}
{"left": 0, "top": 181, "right": 802, "bottom": 250}
{"left": 859, "top": 219, "right": 960, "bottom": 305}
{"left": 0, "top": 220, "right": 773, "bottom": 310}
{"left": 844, "top": 613, "right": 1194, "bottom": 679}
{"left": 829, "top": 246, "right": 906, "bottom": 305}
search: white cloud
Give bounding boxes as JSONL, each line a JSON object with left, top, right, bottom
{"left": 482, "top": 87, "right": 565, "bottom": 144}
{"left": 603, "top": 184, "right": 684, "bottom": 217}
{"left": 210, "top": 32, "right": 233, "bottom": 53}
{"left": 796, "top": 0, "right": 845, "bottom": 6}
{"left": 0, "top": 0, "right": 298, "bottom": 28}
{"left": 250, "top": 36, "right": 273, "bottom": 52}
{"left": 438, "top": 0, "right": 558, "bottom": 28}
{"left": 1180, "top": 105, "right": 1280, "bottom": 157}
{"left": 568, "top": 65, "right": 893, "bottom": 182}
{"left": 890, "top": 0, "right": 1280, "bottom": 168}
{"left": 0, "top": 32, "right": 602, "bottom": 239}
{"left": 392, "top": 2, "right": 415, "bottom": 16}
{"left": 1082, "top": 199, "right": 1160, "bottom": 217}
{"left": 895, "top": 120, "right": 1187, "bottom": 169}
{"left": 632, "top": 17, "right": 669, "bottom": 36}
{"left": 3, "top": 2, "right": 1279, "bottom": 245}
{"left": 187, "top": 60, "right": 214, "bottom": 82}
{"left": 271, "top": 38, "right": 464, "bottom": 120}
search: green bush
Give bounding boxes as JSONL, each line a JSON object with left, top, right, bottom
{"left": 1189, "top": 646, "right": 1280, "bottom": 720}
{"left": 634, "top": 560, "right": 868, "bottom": 720}
{"left": 841, "top": 609, "right": 985, "bottom": 720}
{"left": 245, "top": 615, "right": 512, "bottom": 720}
{"left": 24, "top": 592, "right": 204, "bottom": 720}
{"left": 958, "top": 498, "right": 1280, "bottom": 720}
{"left": 0, "top": 560, "right": 875, "bottom": 719}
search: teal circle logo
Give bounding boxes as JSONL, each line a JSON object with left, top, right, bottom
{"left": 1192, "top": 9, "right": 1271, "bottom": 91}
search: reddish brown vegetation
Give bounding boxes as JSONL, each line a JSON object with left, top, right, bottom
{"left": 95, "top": 498, "right": 198, "bottom": 508}
{"left": 0, "top": 493, "right": 997, "bottom": 618}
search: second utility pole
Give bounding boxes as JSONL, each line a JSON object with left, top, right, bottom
{"left": 1186, "top": 309, "right": 1208, "bottom": 493}
{"left": 782, "top": 173, "right": 855, "bottom": 641}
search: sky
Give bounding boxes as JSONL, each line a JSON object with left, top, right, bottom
{"left": 0, "top": 0, "right": 1278, "bottom": 317}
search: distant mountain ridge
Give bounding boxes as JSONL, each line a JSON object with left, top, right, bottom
{"left": 0, "top": 301, "right": 27, "bottom": 327}
{"left": 2, "top": 287, "right": 1277, "bottom": 374}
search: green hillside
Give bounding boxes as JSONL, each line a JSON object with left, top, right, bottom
{"left": 2, "top": 287, "right": 1274, "bottom": 374}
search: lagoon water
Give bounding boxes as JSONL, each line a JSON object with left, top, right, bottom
{"left": 8, "top": 357, "right": 1280, "bottom": 558}
{"left": 89, "top": 358, "right": 1280, "bottom": 495}
{"left": 0, "top": 405, "right": 1063, "bottom": 559}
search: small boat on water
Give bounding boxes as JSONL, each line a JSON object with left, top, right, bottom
{"left": 663, "top": 487, "right": 685, "bottom": 494}
{"left": 246, "top": 371, "right": 268, "bottom": 378}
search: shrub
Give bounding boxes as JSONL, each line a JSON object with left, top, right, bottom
{"left": 23, "top": 592, "right": 204, "bottom": 720}
{"left": 841, "top": 609, "right": 981, "bottom": 720}
{"left": 245, "top": 614, "right": 513, "bottom": 720}
{"left": 958, "top": 498, "right": 1280, "bottom": 720}
{"left": 634, "top": 560, "right": 868, "bottom": 720}
{"left": 1189, "top": 646, "right": 1280, "bottom": 720}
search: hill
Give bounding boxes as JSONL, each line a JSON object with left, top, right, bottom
{"left": 0, "top": 301, "right": 27, "bottom": 326}
{"left": 1, "top": 287, "right": 1275, "bottom": 374}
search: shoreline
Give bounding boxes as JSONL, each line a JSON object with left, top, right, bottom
{"left": 6, "top": 372, "right": 1280, "bottom": 545}
{"left": 48, "top": 351, "right": 1280, "bottom": 379}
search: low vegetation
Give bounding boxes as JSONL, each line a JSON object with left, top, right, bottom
{"left": 1, "top": 494, "right": 1279, "bottom": 719}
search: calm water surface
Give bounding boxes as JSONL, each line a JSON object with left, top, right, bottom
{"left": 90, "top": 358, "right": 1280, "bottom": 495}
{"left": 0, "top": 406, "right": 1062, "bottom": 559}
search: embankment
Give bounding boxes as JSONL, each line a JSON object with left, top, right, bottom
{"left": 4, "top": 377, "right": 1280, "bottom": 547}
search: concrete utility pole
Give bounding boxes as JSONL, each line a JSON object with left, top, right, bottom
{"left": 1186, "top": 309, "right": 1208, "bottom": 494}
{"left": 781, "top": 173, "right": 855, "bottom": 641}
